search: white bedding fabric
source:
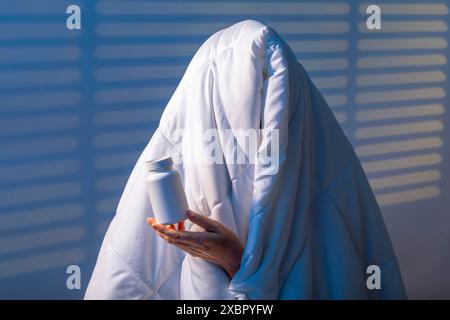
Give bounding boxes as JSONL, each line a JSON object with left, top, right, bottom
{"left": 85, "top": 20, "right": 407, "bottom": 300}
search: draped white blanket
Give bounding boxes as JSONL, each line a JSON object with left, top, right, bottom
{"left": 85, "top": 20, "right": 407, "bottom": 300}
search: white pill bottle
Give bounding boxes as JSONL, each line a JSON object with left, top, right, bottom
{"left": 145, "top": 157, "right": 188, "bottom": 225}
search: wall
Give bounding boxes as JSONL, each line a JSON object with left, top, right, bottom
{"left": 0, "top": 0, "right": 449, "bottom": 299}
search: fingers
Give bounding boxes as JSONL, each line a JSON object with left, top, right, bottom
{"left": 156, "top": 230, "right": 204, "bottom": 250}
{"left": 186, "top": 210, "right": 219, "bottom": 232}
{"left": 147, "top": 215, "right": 216, "bottom": 251}
{"left": 147, "top": 217, "right": 182, "bottom": 231}
{"left": 147, "top": 217, "right": 184, "bottom": 231}
{"left": 149, "top": 222, "right": 205, "bottom": 247}
{"left": 147, "top": 218, "right": 178, "bottom": 240}
{"left": 151, "top": 223, "right": 180, "bottom": 239}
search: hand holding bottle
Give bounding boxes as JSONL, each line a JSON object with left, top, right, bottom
{"left": 147, "top": 210, "right": 244, "bottom": 278}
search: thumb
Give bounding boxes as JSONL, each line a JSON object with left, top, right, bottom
{"left": 186, "top": 210, "right": 219, "bottom": 232}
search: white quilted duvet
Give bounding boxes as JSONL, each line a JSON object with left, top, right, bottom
{"left": 85, "top": 20, "right": 407, "bottom": 300}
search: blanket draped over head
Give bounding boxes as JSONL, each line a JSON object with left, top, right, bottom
{"left": 85, "top": 20, "right": 407, "bottom": 300}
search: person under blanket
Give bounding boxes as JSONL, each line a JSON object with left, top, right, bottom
{"left": 85, "top": 20, "right": 407, "bottom": 300}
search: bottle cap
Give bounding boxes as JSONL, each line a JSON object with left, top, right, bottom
{"left": 145, "top": 157, "right": 173, "bottom": 172}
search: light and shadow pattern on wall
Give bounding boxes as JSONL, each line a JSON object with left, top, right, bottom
{"left": 0, "top": 0, "right": 448, "bottom": 298}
